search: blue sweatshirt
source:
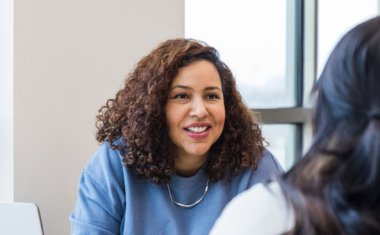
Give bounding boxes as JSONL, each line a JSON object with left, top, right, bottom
{"left": 70, "top": 142, "right": 283, "bottom": 235}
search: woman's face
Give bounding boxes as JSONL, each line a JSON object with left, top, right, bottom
{"left": 166, "top": 60, "right": 225, "bottom": 158}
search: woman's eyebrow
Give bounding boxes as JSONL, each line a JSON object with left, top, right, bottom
{"left": 169, "top": 85, "right": 222, "bottom": 92}
{"left": 204, "top": 87, "right": 222, "bottom": 92}
{"left": 169, "top": 85, "right": 192, "bottom": 91}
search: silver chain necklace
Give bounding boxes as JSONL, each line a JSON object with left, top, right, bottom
{"left": 167, "top": 178, "right": 209, "bottom": 208}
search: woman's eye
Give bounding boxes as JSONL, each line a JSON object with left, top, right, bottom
{"left": 174, "top": 94, "right": 188, "bottom": 99}
{"left": 207, "top": 94, "right": 219, "bottom": 99}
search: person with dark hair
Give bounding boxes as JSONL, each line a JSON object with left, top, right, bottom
{"left": 70, "top": 38, "right": 283, "bottom": 234}
{"left": 211, "top": 16, "right": 380, "bottom": 235}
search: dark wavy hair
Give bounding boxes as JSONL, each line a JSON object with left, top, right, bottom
{"left": 96, "top": 38, "right": 265, "bottom": 185}
{"left": 279, "top": 16, "right": 380, "bottom": 234}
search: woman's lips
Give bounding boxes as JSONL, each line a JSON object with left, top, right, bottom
{"left": 184, "top": 127, "right": 210, "bottom": 139}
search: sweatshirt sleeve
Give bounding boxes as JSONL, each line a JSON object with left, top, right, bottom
{"left": 70, "top": 143, "right": 126, "bottom": 235}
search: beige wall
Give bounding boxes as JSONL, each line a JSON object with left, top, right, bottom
{"left": 14, "top": 1, "right": 184, "bottom": 234}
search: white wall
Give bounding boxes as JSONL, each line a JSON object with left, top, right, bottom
{"left": 14, "top": 1, "right": 184, "bottom": 234}
{"left": 0, "top": 0, "right": 14, "bottom": 203}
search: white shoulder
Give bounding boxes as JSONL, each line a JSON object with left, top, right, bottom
{"left": 210, "top": 182, "right": 294, "bottom": 235}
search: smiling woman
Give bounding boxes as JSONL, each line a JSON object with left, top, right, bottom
{"left": 70, "top": 38, "right": 283, "bottom": 235}
{"left": 166, "top": 60, "right": 226, "bottom": 177}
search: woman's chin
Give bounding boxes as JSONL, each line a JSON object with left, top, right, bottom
{"left": 184, "top": 146, "right": 210, "bottom": 157}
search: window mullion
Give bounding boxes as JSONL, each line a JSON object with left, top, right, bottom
{"left": 302, "top": 0, "right": 318, "bottom": 155}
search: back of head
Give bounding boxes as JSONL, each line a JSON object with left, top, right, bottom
{"left": 280, "top": 16, "right": 380, "bottom": 235}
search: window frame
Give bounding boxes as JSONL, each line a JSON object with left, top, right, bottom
{"left": 251, "top": 0, "right": 317, "bottom": 162}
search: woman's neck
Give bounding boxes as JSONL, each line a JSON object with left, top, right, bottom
{"left": 174, "top": 151, "right": 208, "bottom": 178}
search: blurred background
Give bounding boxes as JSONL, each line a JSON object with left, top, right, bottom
{"left": 0, "top": 0, "right": 379, "bottom": 234}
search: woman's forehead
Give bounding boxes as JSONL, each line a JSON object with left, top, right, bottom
{"left": 170, "top": 60, "right": 222, "bottom": 89}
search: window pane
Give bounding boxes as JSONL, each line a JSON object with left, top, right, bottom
{"left": 261, "top": 124, "right": 296, "bottom": 171}
{"left": 185, "top": 0, "right": 295, "bottom": 108}
{"left": 318, "top": 0, "right": 378, "bottom": 76}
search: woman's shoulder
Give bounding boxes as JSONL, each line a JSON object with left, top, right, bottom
{"left": 210, "top": 181, "right": 294, "bottom": 235}
{"left": 243, "top": 149, "right": 284, "bottom": 187}
{"left": 258, "top": 149, "right": 284, "bottom": 172}
{"left": 71, "top": 141, "right": 128, "bottom": 232}
{"left": 83, "top": 141, "right": 127, "bottom": 187}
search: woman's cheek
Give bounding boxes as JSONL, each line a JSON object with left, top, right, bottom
{"left": 166, "top": 103, "right": 187, "bottom": 145}
{"left": 214, "top": 104, "right": 226, "bottom": 127}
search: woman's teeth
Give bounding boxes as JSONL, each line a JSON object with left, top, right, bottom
{"left": 186, "top": 126, "right": 208, "bottom": 133}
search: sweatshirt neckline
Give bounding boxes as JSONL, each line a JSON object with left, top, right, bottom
{"left": 169, "top": 166, "right": 208, "bottom": 191}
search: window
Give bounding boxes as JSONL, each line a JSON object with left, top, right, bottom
{"left": 318, "top": 0, "right": 378, "bottom": 76}
{"left": 0, "top": 0, "right": 14, "bottom": 202}
{"left": 185, "top": 0, "right": 291, "bottom": 109}
{"left": 186, "top": 0, "right": 379, "bottom": 171}
{"left": 262, "top": 124, "right": 296, "bottom": 170}
{"left": 186, "top": 0, "right": 304, "bottom": 171}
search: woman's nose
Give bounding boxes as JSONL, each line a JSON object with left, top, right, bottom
{"left": 189, "top": 98, "right": 208, "bottom": 119}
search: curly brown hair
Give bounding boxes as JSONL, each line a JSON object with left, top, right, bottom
{"left": 96, "top": 38, "right": 265, "bottom": 184}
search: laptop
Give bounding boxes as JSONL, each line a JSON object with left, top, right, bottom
{"left": 0, "top": 202, "right": 44, "bottom": 235}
